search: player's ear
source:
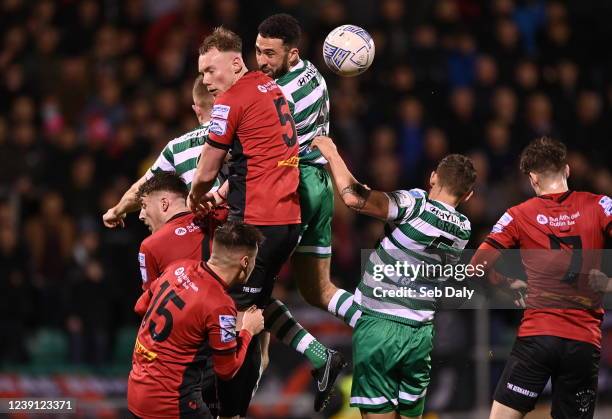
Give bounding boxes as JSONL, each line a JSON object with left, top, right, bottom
{"left": 564, "top": 164, "right": 570, "bottom": 179}
{"left": 232, "top": 55, "right": 243, "bottom": 74}
{"left": 161, "top": 197, "right": 169, "bottom": 212}
{"left": 240, "top": 255, "right": 249, "bottom": 270}
{"left": 527, "top": 172, "right": 539, "bottom": 191}
{"left": 289, "top": 47, "right": 299, "bottom": 62}
{"left": 429, "top": 171, "right": 437, "bottom": 187}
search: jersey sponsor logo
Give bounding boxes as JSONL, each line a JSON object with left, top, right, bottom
{"left": 211, "top": 104, "right": 231, "bottom": 120}
{"left": 174, "top": 266, "right": 199, "bottom": 291}
{"left": 209, "top": 118, "right": 227, "bottom": 136}
{"left": 297, "top": 66, "right": 318, "bottom": 87}
{"left": 140, "top": 267, "right": 148, "bottom": 284}
{"left": 219, "top": 315, "right": 236, "bottom": 343}
{"left": 599, "top": 196, "right": 612, "bottom": 216}
{"left": 185, "top": 222, "right": 201, "bottom": 233}
{"left": 256, "top": 80, "right": 279, "bottom": 93}
{"left": 277, "top": 156, "right": 299, "bottom": 167}
{"left": 138, "top": 252, "right": 146, "bottom": 266}
{"left": 175, "top": 227, "right": 187, "bottom": 236}
{"left": 539, "top": 211, "right": 581, "bottom": 228}
{"left": 491, "top": 212, "right": 512, "bottom": 233}
{"left": 506, "top": 382, "right": 538, "bottom": 398}
{"left": 134, "top": 337, "right": 157, "bottom": 361}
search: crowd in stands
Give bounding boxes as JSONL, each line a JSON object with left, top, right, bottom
{"left": 0, "top": 0, "right": 610, "bottom": 376}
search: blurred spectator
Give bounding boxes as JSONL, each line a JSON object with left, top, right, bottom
{"left": 66, "top": 227, "right": 112, "bottom": 366}
{"left": 445, "top": 87, "right": 480, "bottom": 152}
{"left": 523, "top": 92, "right": 558, "bottom": 143}
{"left": 24, "top": 192, "right": 74, "bottom": 289}
{"left": 447, "top": 32, "right": 477, "bottom": 88}
{"left": 490, "top": 18, "right": 522, "bottom": 82}
{"left": 397, "top": 96, "right": 425, "bottom": 182}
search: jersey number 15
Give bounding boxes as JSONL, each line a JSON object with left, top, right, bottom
{"left": 142, "top": 281, "right": 186, "bottom": 342}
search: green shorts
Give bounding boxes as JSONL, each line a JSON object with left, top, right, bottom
{"left": 295, "top": 164, "right": 333, "bottom": 258}
{"left": 350, "top": 314, "right": 433, "bottom": 416}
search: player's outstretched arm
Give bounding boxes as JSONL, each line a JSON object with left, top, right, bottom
{"left": 311, "top": 136, "right": 390, "bottom": 220}
{"left": 102, "top": 174, "right": 148, "bottom": 228}
{"left": 189, "top": 143, "right": 227, "bottom": 213}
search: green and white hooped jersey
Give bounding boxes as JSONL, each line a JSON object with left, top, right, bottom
{"left": 276, "top": 59, "right": 330, "bottom": 166}
{"left": 146, "top": 122, "right": 220, "bottom": 191}
{"left": 356, "top": 188, "right": 471, "bottom": 326}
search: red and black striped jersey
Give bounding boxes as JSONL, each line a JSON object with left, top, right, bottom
{"left": 128, "top": 260, "right": 252, "bottom": 418}
{"left": 138, "top": 208, "right": 228, "bottom": 290}
{"left": 485, "top": 191, "right": 612, "bottom": 347}
{"left": 207, "top": 71, "right": 301, "bottom": 225}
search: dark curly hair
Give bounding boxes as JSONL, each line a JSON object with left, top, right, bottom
{"left": 258, "top": 13, "right": 301, "bottom": 48}
{"left": 519, "top": 137, "right": 567, "bottom": 175}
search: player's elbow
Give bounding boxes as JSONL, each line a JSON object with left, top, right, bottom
{"left": 343, "top": 194, "right": 361, "bottom": 210}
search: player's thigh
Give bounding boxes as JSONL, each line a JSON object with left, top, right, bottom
{"left": 351, "top": 315, "right": 402, "bottom": 414}
{"left": 361, "top": 412, "right": 400, "bottom": 419}
{"left": 493, "top": 336, "right": 558, "bottom": 415}
{"left": 397, "top": 324, "right": 433, "bottom": 419}
{"left": 217, "top": 333, "right": 263, "bottom": 417}
{"left": 230, "top": 224, "right": 300, "bottom": 308}
{"left": 550, "top": 339, "right": 600, "bottom": 419}
{"left": 295, "top": 165, "right": 333, "bottom": 258}
{"left": 489, "top": 400, "right": 525, "bottom": 419}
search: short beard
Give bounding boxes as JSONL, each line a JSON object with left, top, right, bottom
{"left": 271, "top": 54, "right": 291, "bottom": 79}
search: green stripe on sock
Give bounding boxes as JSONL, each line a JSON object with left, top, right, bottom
{"left": 343, "top": 304, "right": 359, "bottom": 322}
{"left": 289, "top": 329, "right": 307, "bottom": 348}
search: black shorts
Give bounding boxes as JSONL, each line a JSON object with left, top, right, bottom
{"left": 228, "top": 224, "right": 300, "bottom": 309}
{"left": 219, "top": 224, "right": 298, "bottom": 416}
{"left": 494, "top": 335, "right": 600, "bottom": 419}
{"left": 217, "top": 332, "right": 263, "bottom": 417}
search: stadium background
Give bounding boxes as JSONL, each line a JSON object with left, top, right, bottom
{"left": 0, "top": 0, "right": 611, "bottom": 417}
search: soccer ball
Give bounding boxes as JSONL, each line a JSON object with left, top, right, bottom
{"left": 323, "top": 25, "right": 375, "bottom": 77}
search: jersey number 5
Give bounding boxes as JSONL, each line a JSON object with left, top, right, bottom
{"left": 274, "top": 97, "right": 297, "bottom": 147}
{"left": 142, "top": 281, "right": 186, "bottom": 342}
